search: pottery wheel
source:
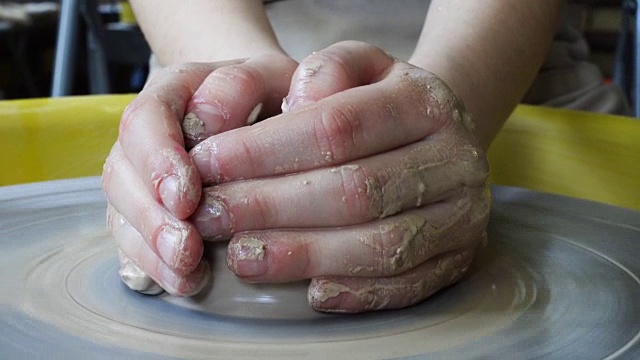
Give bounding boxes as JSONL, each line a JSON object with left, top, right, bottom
{"left": 1, "top": 177, "right": 639, "bottom": 359}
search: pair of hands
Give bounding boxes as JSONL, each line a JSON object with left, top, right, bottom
{"left": 103, "top": 41, "right": 491, "bottom": 313}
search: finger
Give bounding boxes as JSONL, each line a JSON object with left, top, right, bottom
{"left": 283, "top": 40, "right": 394, "bottom": 112}
{"left": 183, "top": 54, "right": 298, "bottom": 149}
{"left": 191, "top": 46, "right": 467, "bottom": 185}
{"left": 225, "top": 189, "right": 490, "bottom": 281}
{"left": 103, "top": 142, "right": 203, "bottom": 275}
{"left": 191, "top": 134, "right": 488, "bottom": 239}
{"left": 118, "top": 60, "right": 242, "bottom": 218}
{"left": 107, "top": 203, "right": 163, "bottom": 295}
{"left": 308, "top": 249, "right": 476, "bottom": 313}
{"left": 108, "top": 204, "right": 209, "bottom": 296}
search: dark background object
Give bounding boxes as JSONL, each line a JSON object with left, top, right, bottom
{"left": 0, "top": 0, "right": 634, "bottom": 108}
{"left": 0, "top": 0, "right": 150, "bottom": 100}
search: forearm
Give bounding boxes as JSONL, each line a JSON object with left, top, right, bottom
{"left": 130, "top": 0, "right": 284, "bottom": 66}
{"left": 409, "top": 1, "right": 564, "bottom": 148}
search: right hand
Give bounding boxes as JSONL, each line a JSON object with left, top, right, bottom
{"left": 102, "top": 53, "right": 298, "bottom": 295}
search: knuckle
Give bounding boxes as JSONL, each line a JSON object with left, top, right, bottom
{"left": 106, "top": 206, "right": 131, "bottom": 237}
{"left": 119, "top": 96, "right": 183, "bottom": 141}
{"left": 234, "top": 136, "right": 260, "bottom": 179}
{"left": 412, "top": 77, "right": 445, "bottom": 117}
{"left": 394, "top": 66, "right": 457, "bottom": 127}
{"left": 300, "top": 50, "right": 350, "bottom": 80}
{"left": 316, "top": 104, "right": 360, "bottom": 163}
{"left": 211, "top": 64, "right": 263, "bottom": 97}
{"left": 134, "top": 202, "right": 155, "bottom": 240}
{"left": 333, "top": 165, "right": 381, "bottom": 221}
{"left": 299, "top": 243, "right": 316, "bottom": 279}
{"left": 167, "top": 82, "right": 193, "bottom": 117}
{"left": 145, "top": 148, "right": 189, "bottom": 187}
{"left": 376, "top": 216, "right": 427, "bottom": 275}
{"left": 452, "top": 142, "right": 490, "bottom": 187}
{"left": 118, "top": 103, "right": 139, "bottom": 135}
{"left": 248, "top": 191, "right": 273, "bottom": 230}
{"left": 119, "top": 95, "right": 156, "bottom": 135}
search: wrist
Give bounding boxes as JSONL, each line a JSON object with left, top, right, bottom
{"left": 156, "top": 42, "right": 288, "bottom": 67}
{"left": 132, "top": 0, "right": 287, "bottom": 66}
{"left": 409, "top": 53, "right": 496, "bottom": 150}
{"left": 408, "top": 2, "right": 563, "bottom": 150}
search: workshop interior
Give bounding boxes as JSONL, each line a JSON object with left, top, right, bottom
{"left": 1, "top": 1, "right": 639, "bottom": 358}
{"left": 0, "top": 1, "right": 636, "bottom": 104}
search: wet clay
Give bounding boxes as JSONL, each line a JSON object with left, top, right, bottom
{"left": 182, "top": 112, "right": 205, "bottom": 143}
{"left": 246, "top": 103, "right": 263, "bottom": 125}
{"left": 117, "top": 250, "right": 163, "bottom": 295}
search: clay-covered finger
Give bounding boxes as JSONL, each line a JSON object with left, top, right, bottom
{"left": 117, "top": 249, "right": 164, "bottom": 295}
{"left": 182, "top": 54, "right": 298, "bottom": 148}
{"left": 225, "top": 189, "right": 489, "bottom": 282}
{"left": 108, "top": 204, "right": 209, "bottom": 296}
{"left": 191, "top": 54, "right": 469, "bottom": 185}
{"left": 117, "top": 61, "right": 243, "bottom": 219}
{"left": 191, "top": 132, "right": 488, "bottom": 239}
{"left": 283, "top": 40, "right": 394, "bottom": 112}
{"left": 103, "top": 142, "right": 203, "bottom": 275}
{"left": 308, "top": 249, "right": 476, "bottom": 313}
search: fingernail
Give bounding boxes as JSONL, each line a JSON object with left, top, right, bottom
{"left": 191, "top": 144, "right": 221, "bottom": 184}
{"left": 188, "top": 102, "right": 226, "bottom": 135}
{"left": 227, "top": 237, "right": 268, "bottom": 277}
{"left": 192, "top": 191, "right": 231, "bottom": 238}
{"left": 246, "top": 103, "right": 262, "bottom": 125}
{"left": 182, "top": 112, "right": 205, "bottom": 139}
{"left": 158, "top": 175, "right": 180, "bottom": 210}
{"left": 156, "top": 224, "right": 186, "bottom": 268}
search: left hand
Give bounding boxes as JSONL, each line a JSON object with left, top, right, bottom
{"left": 190, "top": 41, "right": 491, "bottom": 313}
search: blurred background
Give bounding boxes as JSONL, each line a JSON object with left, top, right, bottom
{"left": 0, "top": 0, "right": 149, "bottom": 100}
{"left": 0, "top": 0, "right": 635, "bottom": 102}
